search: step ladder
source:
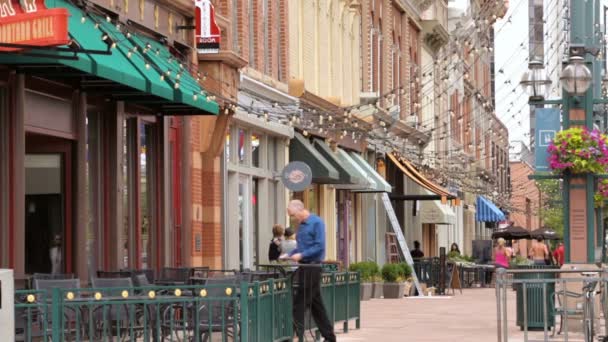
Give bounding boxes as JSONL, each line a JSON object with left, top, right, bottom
{"left": 385, "top": 233, "right": 402, "bottom": 264}
{"left": 381, "top": 193, "right": 424, "bottom": 296}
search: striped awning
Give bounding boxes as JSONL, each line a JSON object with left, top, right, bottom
{"left": 475, "top": 196, "right": 506, "bottom": 222}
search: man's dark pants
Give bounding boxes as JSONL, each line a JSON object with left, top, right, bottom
{"left": 293, "top": 265, "right": 336, "bottom": 341}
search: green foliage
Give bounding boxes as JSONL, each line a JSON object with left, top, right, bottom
{"left": 509, "top": 255, "right": 533, "bottom": 267}
{"left": 349, "top": 261, "right": 380, "bottom": 282}
{"left": 537, "top": 179, "right": 564, "bottom": 239}
{"left": 381, "top": 263, "right": 404, "bottom": 283}
{"left": 398, "top": 262, "right": 412, "bottom": 278}
{"left": 447, "top": 251, "right": 460, "bottom": 259}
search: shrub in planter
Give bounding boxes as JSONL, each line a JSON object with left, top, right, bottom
{"left": 381, "top": 263, "right": 405, "bottom": 299}
{"left": 349, "top": 262, "right": 373, "bottom": 301}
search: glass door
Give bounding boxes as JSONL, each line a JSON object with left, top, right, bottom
{"left": 25, "top": 153, "right": 65, "bottom": 275}
{"left": 238, "top": 175, "right": 252, "bottom": 270}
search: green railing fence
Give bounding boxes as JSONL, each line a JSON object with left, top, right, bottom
{"left": 14, "top": 272, "right": 360, "bottom": 342}
{"left": 302, "top": 272, "right": 361, "bottom": 340}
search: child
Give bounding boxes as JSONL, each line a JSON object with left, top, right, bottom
{"left": 280, "top": 227, "right": 297, "bottom": 255}
{"left": 268, "top": 224, "right": 284, "bottom": 262}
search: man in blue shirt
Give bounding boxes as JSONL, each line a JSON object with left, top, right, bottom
{"left": 286, "top": 199, "right": 336, "bottom": 342}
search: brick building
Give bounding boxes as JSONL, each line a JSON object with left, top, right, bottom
{"left": 509, "top": 160, "right": 542, "bottom": 256}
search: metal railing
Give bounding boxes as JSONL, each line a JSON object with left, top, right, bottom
{"left": 14, "top": 271, "right": 360, "bottom": 342}
{"left": 495, "top": 267, "right": 608, "bottom": 342}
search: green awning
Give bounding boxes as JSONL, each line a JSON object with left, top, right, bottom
{"left": 0, "top": 0, "right": 218, "bottom": 115}
{"left": 333, "top": 148, "right": 378, "bottom": 191}
{"left": 312, "top": 139, "right": 362, "bottom": 185}
{"left": 349, "top": 152, "right": 392, "bottom": 193}
{"left": 289, "top": 133, "right": 339, "bottom": 184}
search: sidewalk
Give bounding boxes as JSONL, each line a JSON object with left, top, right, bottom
{"left": 336, "top": 288, "right": 513, "bottom": 342}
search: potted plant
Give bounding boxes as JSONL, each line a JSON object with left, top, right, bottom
{"left": 349, "top": 262, "right": 373, "bottom": 301}
{"left": 381, "top": 263, "right": 405, "bottom": 298}
{"left": 371, "top": 263, "right": 383, "bottom": 299}
{"left": 548, "top": 127, "right": 608, "bottom": 174}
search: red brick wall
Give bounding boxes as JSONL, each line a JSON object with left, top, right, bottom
{"left": 510, "top": 162, "right": 541, "bottom": 231}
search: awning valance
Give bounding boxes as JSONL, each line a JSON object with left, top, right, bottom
{"left": 312, "top": 139, "right": 362, "bottom": 186}
{"left": 476, "top": 196, "right": 506, "bottom": 222}
{"left": 420, "top": 191, "right": 456, "bottom": 225}
{"left": 349, "top": 152, "right": 392, "bottom": 193}
{"left": 387, "top": 152, "right": 455, "bottom": 199}
{"left": 289, "top": 133, "right": 339, "bottom": 184}
{"left": 0, "top": 0, "right": 218, "bottom": 115}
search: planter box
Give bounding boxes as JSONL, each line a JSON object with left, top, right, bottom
{"left": 383, "top": 283, "right": 405, "bottom": 299}
{"left": 360, "top": 282, "right": 372, "bottom": 301}
{"left": 372, "top": 282, "right": 383, "bottom": 298}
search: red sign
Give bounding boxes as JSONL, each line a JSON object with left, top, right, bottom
{"left": 0, "top": 0, "right": 69, "bottom": 51}
{"left": 194, "top": 0, "right": 220, "bottom": 54}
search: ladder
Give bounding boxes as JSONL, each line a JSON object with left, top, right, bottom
{"left": 385, "top": 233, "right": 402, "bottom": 264}
{"left": 381, "top": 193, "right": 424, "bottom": 296}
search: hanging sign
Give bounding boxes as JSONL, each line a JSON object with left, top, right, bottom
{"left": 281, "top": 161, "right": 313, "bottom": 192}
{"left": 534, "top": 108, "right": 561, "bottom": 172}
{"left": 0, "top": 0, "right": 70, "bottom": 52}
{"left": 194, "top": 0, "right": 221, "bottom": 54}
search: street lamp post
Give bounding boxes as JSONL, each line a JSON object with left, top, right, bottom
{"left": 522, "top": 0, "right": 606, "bottom": 264}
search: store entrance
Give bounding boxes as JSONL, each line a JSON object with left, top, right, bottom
{"left": 25, "top": 135, "right": 72, "bottom": 275}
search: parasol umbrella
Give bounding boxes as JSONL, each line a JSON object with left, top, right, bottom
{"left": 530, "top": 227, "right": 560, "bottom": 240}
{"left": 491, "top": 225, "right": 531, "bottom": 240}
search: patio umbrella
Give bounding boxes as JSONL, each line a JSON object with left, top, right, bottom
{"left": 530, "top": 228, "right": 560, "bottom": 240}
{"left": 491, "top": 225, "right": 531, "bottom": 240}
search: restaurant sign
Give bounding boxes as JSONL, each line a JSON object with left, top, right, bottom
{"left": 194, "top": 0, "right": 220, "bottom": 54}
{"left": 0, "top": 0, "right": 70, "bottom": 52}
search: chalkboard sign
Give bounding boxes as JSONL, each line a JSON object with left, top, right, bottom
{"left": 445, "top": 262, "right": 462, "bottom": 294}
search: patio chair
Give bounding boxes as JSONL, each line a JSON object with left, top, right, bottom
{"left": 31, "top": 278, "right": 82, "bottom": 340}
{"left": 161, "top": 277, "right": 238, "bottom": 342}
{"left": 122, "top": 268, "right": 155, "bottom": 284}
{"left": 90, "top": 277, "right": 137, "bottom": 339}
{"left": 551, "top": 290, "right": 585, "bottom": 337}
{"left": 157, "top": 267, "right": 191, "bottom": 285}
{"left": 96, "top": 270, "right": 132, "bottom": 279}
{"left": 192, "top": 267, "right": 211, "bottom": 278}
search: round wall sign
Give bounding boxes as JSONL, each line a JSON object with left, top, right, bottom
{"left": 281, "top": 161, "right": 313, "bottom": 192}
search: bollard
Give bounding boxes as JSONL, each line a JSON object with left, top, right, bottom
{"left": 0, "top": 269, "right": 14, "bottom": 341}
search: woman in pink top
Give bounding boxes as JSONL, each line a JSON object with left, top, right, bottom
{"left": 494, "top": 238, "right": 511, "bottom": 268}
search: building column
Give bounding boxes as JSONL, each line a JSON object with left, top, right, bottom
{"left": 10, "top": 73, "right": 25, "bottom": 277}
{"left": 104, "top": 101, "right": 125, "bottom": 270}
{"left": 74, "top": 91, "right": 88, "bottom": 280}
{"left": 201, "top": 155, "right": 224, "bottom": 269}
{"left": 0, "top": 84, "right": 9, "bottom": 268}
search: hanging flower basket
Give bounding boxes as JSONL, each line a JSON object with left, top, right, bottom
{"left": 595, "top": 179, "right": 608, "bottom": 208}
{"left": 548, "top": 128, "right": 608, "bottom": 174}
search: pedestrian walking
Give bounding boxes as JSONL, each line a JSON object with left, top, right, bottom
{"left": 411, "top": 240, "right": 424, "bottom": 259}
{"left": 286, "top": 199, "right": 336, "bottom": 342}
{"left": 553, "top": 242, "right": 565, "bottom": 266}
{"left": 268, "top": 224, "right": 284, "bottom": 262}
{"left": 494, "top": 238, "right": 511, "bottom": 269}
{"left": 529, "top": 236, "right": 549, "bottom": 265}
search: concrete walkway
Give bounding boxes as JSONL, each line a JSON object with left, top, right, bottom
{"left": 335, "top": 288, "right": 505, "bottom": 342}
{"left": 334, "top": 288, "right": 593, "bottom": 342}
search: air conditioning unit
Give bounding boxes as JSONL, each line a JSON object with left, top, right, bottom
{"left": 359, "top": 92, "right": 379, "bottom": 105}
{"left": 406, "top": 114, "right": 419, "bottom": 129}
{"left": 388, "top": 104, "right": 400, "bottom": 120}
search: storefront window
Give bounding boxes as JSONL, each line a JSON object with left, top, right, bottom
{"left": 252, "top": 178, "right": 259, "bottom": 266}
{"left": 252, "top": 133, "right": 260, "bottom": 168}
{"left": 225, "top": 133, "right": 231, "bottom": 162}
{"left": 238, "top": 129, "right": 246, "bottom": 164}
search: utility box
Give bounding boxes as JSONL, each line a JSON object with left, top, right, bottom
{"left": 0, "top": 269, "right": 14, "bottom": 341}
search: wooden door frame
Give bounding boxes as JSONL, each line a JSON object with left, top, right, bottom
{"left": 25, "top": 134, "right": 73, "bottom": 274}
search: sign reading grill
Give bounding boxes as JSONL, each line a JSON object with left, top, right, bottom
{"left": 0, "top": 0, "right": 69, "bottom": 52}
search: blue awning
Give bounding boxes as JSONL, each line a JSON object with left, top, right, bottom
{"left": 476, "top": 196, "right": 506, "bottom": 222}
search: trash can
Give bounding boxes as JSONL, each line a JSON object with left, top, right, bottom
{"left": 514, "top": 265, "right": 558, "bottom": 330}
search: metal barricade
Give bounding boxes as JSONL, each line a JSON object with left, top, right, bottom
{"left": 495, "top": 267, "right": 608, "bottom": 342}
